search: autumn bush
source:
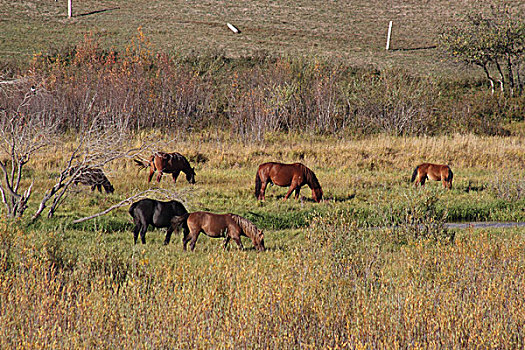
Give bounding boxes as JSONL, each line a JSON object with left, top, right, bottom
{"left": 3, "top": 30, "right": 521, "bottom": 141}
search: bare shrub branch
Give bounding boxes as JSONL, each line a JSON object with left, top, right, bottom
{"left": 71, "top": 188, "right": 187, "bottom": 224}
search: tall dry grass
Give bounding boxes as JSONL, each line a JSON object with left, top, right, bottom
{"left": 1, "top": 214, "right": 524, "bottom": 348}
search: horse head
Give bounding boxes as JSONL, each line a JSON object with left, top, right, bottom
{"left": 312, "top": 187, "right": 323, "bottom": 203}
{"left": 186, "top": 167, "right": 196, "bottom": 184}
{"left": 255, "top": 229, "right": 265, "bottom": 251}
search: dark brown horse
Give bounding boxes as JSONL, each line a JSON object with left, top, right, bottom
{"left": 69, "top": 166, "right": 114, "bottom": 194}
{"left": 411, "top": 163, "right": 453, "bottom": 189}
{"left": 135, "top": 152, "right": 196, "bottom": 185}
{"left": 255, "top": 162, "right": 323, "bottom": 202}
{"left": 171, "top": 212, "right": 265, "bottom": 252}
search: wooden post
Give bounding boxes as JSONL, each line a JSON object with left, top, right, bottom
{"left": 386, "top": 21, "right": 392, "bottom": 50}
{"left": 68, "top": 0, "right": 72, "bottom": 18}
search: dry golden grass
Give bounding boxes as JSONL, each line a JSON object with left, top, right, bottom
{"left": 0, "top": 214, "right": 524, "bottom": 348}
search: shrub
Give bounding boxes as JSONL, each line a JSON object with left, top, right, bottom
{"left": 489, "top": 168, "right": 525, "bottom": 201}
{"left": 394, "top": 188, "right": 454, "bottom": 243}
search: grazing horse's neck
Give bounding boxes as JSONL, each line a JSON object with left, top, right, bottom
{"left": 304, "top": 169, "right": 320, "bottom": 189}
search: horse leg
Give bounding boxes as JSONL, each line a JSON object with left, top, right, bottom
{"left": 148, "top": 168, "right": 155, "bottom": 183}
{"left": 294, "top": 187, "right": 301, "bottom": 199}
{"left": 156, "top": 171, "right": 163, "bottom": 183}
{"left": 232, "top": 235, "right": 244, "bottom": 250}
{"left": 283, "top": 185, "right": 296, "bottom": 201}
{"left": 185, "top": 225, "right": 200, "bottom": 251}
{"left": 133, "top": 225, "right": 141, "bottom": 244}
{"left": 223, "top": 236, "right": 231, "bottom": 250}
{"left": 171, "top": 171, "right": 180, "bottom": 184}
{"left": 414, "top": 173, "right": 421, "bottom": 187}
{"left": 140, "top": 226, "right": 148, "bottom": 244}
{"left": 189, "top": 233, "right": 199, "bottom": 251}
{"left": 420, "top": 176, "right": 427, "bottom": 186}
{"left": 164, "top": 226, "right": 174, "bottom": 245}
{"left": 259, "top": 181, "right": 268, "bottom": 200}
{"left": 182, "top": 228, "right": 191, "bottom": 251}
{"left": 230, "top": 227, "right": 244, "bottom": 250}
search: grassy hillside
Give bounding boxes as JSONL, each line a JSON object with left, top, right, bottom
{"left": 4, "top": 0, "right": 521, "bottom": 76}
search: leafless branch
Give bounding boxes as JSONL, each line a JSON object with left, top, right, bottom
{"left": 71, "top": 188, "right": 186, "bottom": 224}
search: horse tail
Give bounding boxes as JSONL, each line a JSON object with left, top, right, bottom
{"left": 171, "top": 213, "right": 190, "bottom": 232}
{"left": 129, "top": 201, "right": 140, "bottom": 216}
{"left": 255, "top": 170, "right": 262, "bottom": 199}
{"left": 134, "top": 158, "right": 149, "bottom": 170}
{"left": 411, "top": 166, "right": 419, "bottom": 183}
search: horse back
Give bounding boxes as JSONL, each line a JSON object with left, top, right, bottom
{"left": 420, "top": 163, "right": 450, "bottom": 181}
{"left": 152, "top": 152, "right": 188, "bottom": 173}
{"left": 188, "top": 211, "right": 232, "bottom": 237}
{"left": 266, "top": 162, "right": 300, "bottom": 186}
{"left": 130, "top": 199, "right": 187, "bottom": 228}
{"left": 152, "top": 200, "right": 188, "bottom": 227}
{"left": 129, "top": 199, "right": 156, "bottom": 224}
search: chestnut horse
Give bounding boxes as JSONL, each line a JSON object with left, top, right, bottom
{"left": 171, "top": 212, "right": 265, "bottom": 251}
{"left": 411, "top": 163, "right": 453, "bottom": 189}
{"left": 134, "top": 152, "right": 196, "bottom": 185}
{"left": 255, "top": 162, "right": 323, "bottom": 202}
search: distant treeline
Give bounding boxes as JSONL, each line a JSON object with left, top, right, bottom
{"left": 2, "top": 34, "right": 523, "bottom": 139}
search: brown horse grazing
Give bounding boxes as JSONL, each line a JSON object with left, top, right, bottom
{"left": 69, "top": 166, "right": 114, "bottom": 194}
{"left": 255, "top": 162, "right": 323, "bottom": 202}
{"left": 171, "top": 212, "right": 265, "bottom": 252}
{"left": 134, "top": 152, "right": 196, "bottom": 185}
{"left": 411, "top": 163, "right": 453, "bottom": 189}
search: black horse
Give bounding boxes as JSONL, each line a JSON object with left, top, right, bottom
{"left": 128, "top": 198, "right": 188, "bottom": 245}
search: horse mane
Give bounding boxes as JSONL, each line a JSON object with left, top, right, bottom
{"left": 302, "top": 164, "right": 321, "bottom": 190}
{"left": 230, "top": 214, "right": 263, "bottom": 240}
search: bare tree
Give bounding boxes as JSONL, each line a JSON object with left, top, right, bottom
{"left": 0, "top": 84, "right": 59, "bottom": 218}
{"left": 32, "top": 114, "right": 144, "bottom": 220}
{"left": 440, "top": 2, "right": 525, "bottom": 96}
{"left": 0, "top": 77, "right": 160, "bottom": 221}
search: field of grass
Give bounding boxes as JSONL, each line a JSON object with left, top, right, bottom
{"left": 21, "top": 132, "right": 525, "bottom": 228}
{"left": 1, "top": 133, "right": 524, "bottom": 348}
{"left": 5, "top": 0, "right": 523, "bottom": 76}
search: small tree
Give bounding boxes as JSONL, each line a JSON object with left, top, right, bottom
{"left": 0, "top": 88, "right": 59, "bottom": 218}
{"left": 440, "top": 2, "right": 525, "bottom": 96}
{"left": 0, "top": 79, "right": 153, "bottom": 221}
{"left": 32, "top": 115, "right": 136, "bottom": 220}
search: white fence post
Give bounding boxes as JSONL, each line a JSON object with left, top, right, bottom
{"left": 386, "top": 21, "right": 393, "bottom": 50}
{"left": 68, "top": 0, "right": 72, "bottom": 18}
